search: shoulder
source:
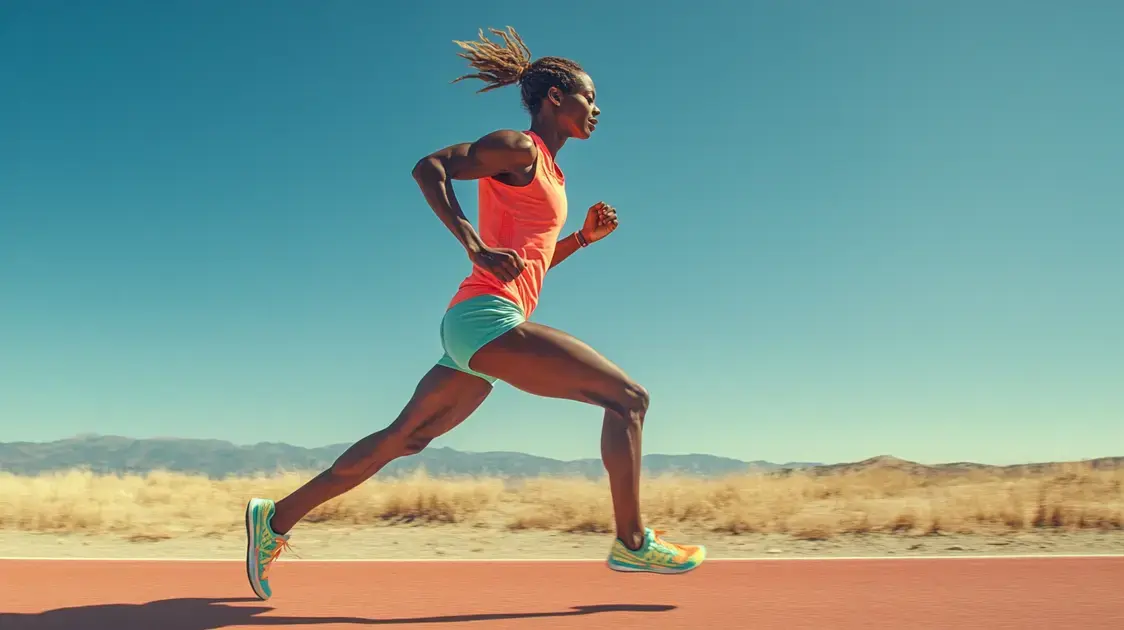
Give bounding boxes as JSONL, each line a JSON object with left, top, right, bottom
{"left": 470, "top": 129, "right": 538, "bottom": 166}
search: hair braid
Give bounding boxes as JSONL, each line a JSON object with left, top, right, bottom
{"left": 451, "top": 26, "right": 586, "bottom": 114}
{"left": 451, "top": 26, "right": 533, "bottom": 93}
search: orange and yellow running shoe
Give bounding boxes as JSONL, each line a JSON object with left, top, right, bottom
{"left": 606, "top": 527, "right": 705, "bottom": 574}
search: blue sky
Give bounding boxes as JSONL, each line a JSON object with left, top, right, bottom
{"left": 2, "top": 1, "right": 1121, "bottom": 465}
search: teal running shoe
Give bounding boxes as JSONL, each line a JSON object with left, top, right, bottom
{"left": 606, "top": 527, "right": 706, "bottom": 574}
{"left": 244, "top": 498, "right": 291, "bottom": 600}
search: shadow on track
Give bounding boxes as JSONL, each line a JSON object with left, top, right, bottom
{"left": 1, "top": 597, "right": 677, "bottom": 628}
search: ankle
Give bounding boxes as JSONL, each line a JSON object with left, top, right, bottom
{"left": 267, "top": 512, "right": 290, "bottom": 537}
{"left": 618, "top": 528, "right": 646, "bottom": 551}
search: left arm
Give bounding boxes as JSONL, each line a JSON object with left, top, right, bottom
{"left": 549, "top": 202, "right": 618, "bottom": 269}
{"left": 549, "top": 231, "right": 585, "bottom": 269}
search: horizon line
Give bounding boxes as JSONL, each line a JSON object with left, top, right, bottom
{"left": 2, "top": 433, "right": 1122, "bottom": 470}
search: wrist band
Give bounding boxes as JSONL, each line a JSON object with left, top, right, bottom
{"left": 575, "top": 230, "right": 589, "bottom": 247}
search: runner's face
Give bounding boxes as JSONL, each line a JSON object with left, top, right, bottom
{"left": 553, "top": 73, "right": 600, "bottom": 140}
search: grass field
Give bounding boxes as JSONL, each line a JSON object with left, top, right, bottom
{"left": 1, "top": 463, "right": 1121, "bottom": 542}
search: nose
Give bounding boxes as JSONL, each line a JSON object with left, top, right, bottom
{"left": 593, "top": 104, "right": 601, "bottom": 116}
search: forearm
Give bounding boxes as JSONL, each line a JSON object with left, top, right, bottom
{"left": 549, "top": 230, "right": 587, "bottom": 269}
{"left": 412, "top": 160, "right": 484, "bottom": 255}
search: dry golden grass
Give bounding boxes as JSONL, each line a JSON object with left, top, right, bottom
{"left": 0, "top": 463, "right": 1121, "bottom": 541}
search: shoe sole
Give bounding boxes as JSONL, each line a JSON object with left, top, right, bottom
{"left": 607, "top": 561, "right": 704, "bottom": 574}
{"left": 607, "top": 549, "right": 706, "bottom": 575}
{"left": 244, "top": 500, "right": 269, "bottom": 601}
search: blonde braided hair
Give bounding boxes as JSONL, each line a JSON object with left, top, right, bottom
{"left": 451, "top": 26, "right": 586, "bottom": 114}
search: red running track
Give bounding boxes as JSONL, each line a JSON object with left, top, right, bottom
{"left": 1, "top": 557, "right": 1122, "bottom": 629}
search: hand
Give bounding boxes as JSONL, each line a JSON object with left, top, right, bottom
{"left": 469, "top": 245, "right": 526, "bottom": 283}
{"left": 581, "top": 201, "right": 619, "bottom": 244}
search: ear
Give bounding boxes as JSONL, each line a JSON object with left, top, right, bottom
{"left": 547, "top": 86, "right": 564, "bottom": 107}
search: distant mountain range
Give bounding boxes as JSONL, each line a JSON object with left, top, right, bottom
{"left": 0, "top": 435, "right": 1119, "bottom": 479}
{"left": 801, "top": 454, "right": 1124, "bottom": 477}
{"left": 0, "top": 434, "right": 822, "bottom": 479}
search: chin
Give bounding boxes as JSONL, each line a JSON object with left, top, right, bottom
{"left": 568, "top": 122, "right": 595, "bottom": 140}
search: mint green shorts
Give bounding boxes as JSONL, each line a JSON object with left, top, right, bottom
{"left": 437, "top": 294, "right": 526, "bottom": 384}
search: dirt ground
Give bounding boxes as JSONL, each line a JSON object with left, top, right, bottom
{"left": 3, "top": 524, "right": 1121, "bottom": 560}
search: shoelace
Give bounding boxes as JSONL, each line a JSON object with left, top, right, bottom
{"left": 616, "top": 529, "right": 687, "bottom": 560}
{"left": 261, "top": 538, "right": 298, "bottom": 580}
{"left": 652, "top": 529, "right": 680, "bottom": 548}
{"left": 650, "top": 530, "right": 689, "bottom": 560}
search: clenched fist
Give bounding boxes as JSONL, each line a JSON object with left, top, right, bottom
{"left": 581, "top": 201, "right": 619, "bottom": 244}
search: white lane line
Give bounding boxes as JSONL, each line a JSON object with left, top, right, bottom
{"left": 0, "top": 553, "right": 1120, "bottom": 562}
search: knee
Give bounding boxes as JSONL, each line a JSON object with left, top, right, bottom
{"left": 631, "top": 382, "right": 651, "bottom": 413}
{"left": 400, "top": 433, "right": 434, "bottom": 456}
{"left": 380, "top": 424, "right": 434, "bottom": 459}
{"left": 328, "top": 425, "right": 421, "bottom": 479}
{"left": 328, "top": 455, "right": 366, "bottom": 481}
{"left": 614, "top": 380, "right": 650, "bottom": 419}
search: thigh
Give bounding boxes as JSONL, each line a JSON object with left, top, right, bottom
{"left": 387, "top": 363, "right": 494, "bottom": 440}
{"left": 468, "top": 321, "right": 638, "bottom": 408}
{"left": 441, "top": 295, "right": 525, "bottom": 384}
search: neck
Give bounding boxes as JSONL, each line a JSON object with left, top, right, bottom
{"left": 529, "top": 116, "right": 567, "bottom": 157}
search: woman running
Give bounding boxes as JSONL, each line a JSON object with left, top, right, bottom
{"left": 244, "top": 26, "right": 706, "bottom": 601}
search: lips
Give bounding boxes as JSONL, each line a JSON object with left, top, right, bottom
{"left": 588, "top": 118, "right": 598, "bottom": 130}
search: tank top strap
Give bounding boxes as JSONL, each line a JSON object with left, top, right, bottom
{"left": 524, "top": 130, "right": 565, "bottom": 186}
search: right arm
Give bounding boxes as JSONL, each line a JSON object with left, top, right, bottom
{"left": 411, "top": 130, "right": 537, "bottom": 282}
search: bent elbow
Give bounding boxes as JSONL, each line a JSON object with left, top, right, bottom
{"left": 412, "top": 157, "right": 439, "bottom": 182}
{"left": 410, "top": 158, "right": 426, "bottom": 181}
